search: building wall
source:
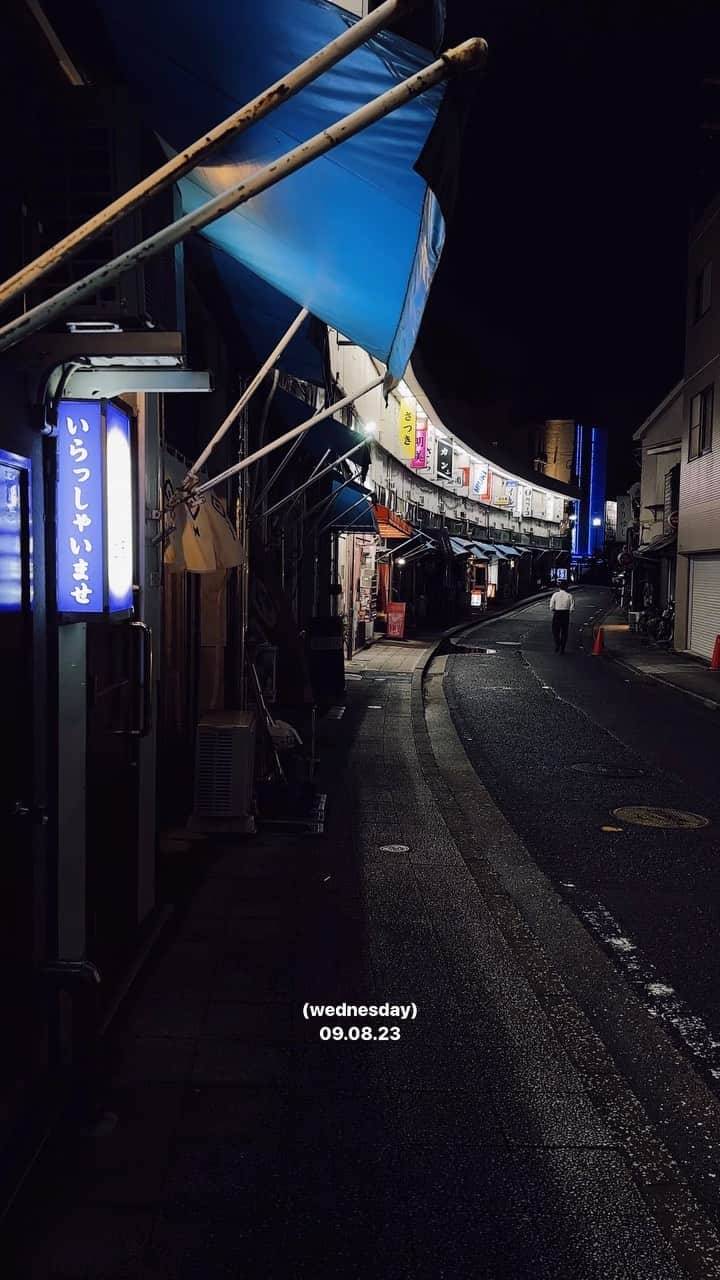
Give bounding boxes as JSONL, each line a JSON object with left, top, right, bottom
{"left": 675, "top": 194, "right": 720, "bottom": 649}
{"left": 637, "top": 391, "right": 682, "bottom": 546}
{"left": 328, "top": 332, "right": 572, "bottom": 544}
{"left": 538, "top": 419, "right": 577, "bottom": 484}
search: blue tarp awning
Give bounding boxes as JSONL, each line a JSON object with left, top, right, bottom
{"left": 323, "top": 479, "right": 376, "bottom": 533}
{"left": 473, "top": 542, "right": 508, "bottom": 560}
{"left": 96, "top": 0, "right": 452, "bottom": 377}
{"left": 272, "top": 389, "right": 370, "bottom": 471}
{"left": 449, "top": 536, "right": 473, "bottom": 557}
{"left": 191, "top": 239, "right": 326, "bottom": 383}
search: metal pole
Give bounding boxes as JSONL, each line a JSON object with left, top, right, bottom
{"left": 0, "top": 38, "right": 488, "bottom": 353}
{"left": 263, "top": 440, "right": 369, "bottom": 521}
{"left": 0, "top": 0, "right": 416, "bottom": 313}
{"left": 193, "top": 376, "right": 382, "bottom": 497}
{"left": 252, "top": 431, "right": 305, "bottom": 513}
{"left": 305, "top": 472, "right": 358, "bottom": 523}
{"left": 279, "top": 451, "right": 332, "bottom": 526}
{"left": 318, "top": 494, "right": 371, "bottom": 535}
{"left": 189, "top": 308, "right": 307, "bottom": 477}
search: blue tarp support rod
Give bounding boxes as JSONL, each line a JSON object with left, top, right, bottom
{"left": 189, "top": 306, "right": 308, "bottom": 476}
{"left": 264, "top": 440, "right": 369, "bottom": 522}
{"left": 305, "top": 473, "right": 359, "bottom": 524}
{"left": 318, "top": 494, "right": 372, "bottom": 535}
{"left": 0, "top": 0, "right": 415, "bottom": 314}
{"left": 0, "top": 37, "right": 487, "bottom": 354}
{"left": 193, "top": 375, "right": 382, "bottom": 497}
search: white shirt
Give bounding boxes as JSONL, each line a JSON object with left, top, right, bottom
{"left": 549, "top": 589, "right": 574, "bottom": 612}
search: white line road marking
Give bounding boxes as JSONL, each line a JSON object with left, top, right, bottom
{"left": 563, "top": 887, "right": 720, "bottom": 1080}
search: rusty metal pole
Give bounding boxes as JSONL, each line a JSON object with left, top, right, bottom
{"left": 0, "top": 0, "right": 417, "bottom": 314}
{"left": 188, "top": 307, "right": 308, "bottom": 477}
{"left": 0, "top": 38, "right": 488, "bottom": 354}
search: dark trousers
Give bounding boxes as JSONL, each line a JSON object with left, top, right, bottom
{"left": 552, "top": 610, "right": 570, "bottom": 652}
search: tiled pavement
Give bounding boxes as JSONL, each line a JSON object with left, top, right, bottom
{"left": 5, "top": 650, "right": 695, "bottom": 1278}
{"left": 345, "top": 635, "right": 433, "bottom": 676}
{"left": 600, "top": 607, "right": 720, "bottom": 709}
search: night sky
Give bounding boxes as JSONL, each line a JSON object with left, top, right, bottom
{"left": 413, "top": 0, "right": 720, "bottom": 492}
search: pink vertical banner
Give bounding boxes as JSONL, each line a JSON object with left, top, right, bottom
{"left": 411, "top": 424, "right": 427, "bottom": 469}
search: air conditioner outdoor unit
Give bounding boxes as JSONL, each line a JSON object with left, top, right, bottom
{"left": 192, "top": 711, "right": 256, "bottom": 826}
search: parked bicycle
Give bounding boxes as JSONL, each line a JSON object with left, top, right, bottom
{"left": 637, "top": 605, "right": 659, "bottom": 636}
{"left": 654, "top": 599, "right": 675, "bottom": 646}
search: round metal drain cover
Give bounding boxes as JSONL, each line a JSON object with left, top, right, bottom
{"left": 379, "top": 843, "right": 410, "bottom": 854}
{"left": 571, "top": 763, "right": 650, "bottom": 779}
{"left": 612, "top": 805, "right": 709, "bottom": 830}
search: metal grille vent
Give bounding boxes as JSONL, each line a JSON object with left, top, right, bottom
{"left": 193, "top": 714, "right": 256, "bottom": 820}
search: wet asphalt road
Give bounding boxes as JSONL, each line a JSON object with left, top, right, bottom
{"left": 445, "top": 588, "right": 720, "bottom": 1086}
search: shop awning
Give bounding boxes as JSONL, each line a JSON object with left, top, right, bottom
{"left": 191, "top": 240, "right": 325, "bottom": 383}
{"left": 495, "top": 544, "right": 522, "bottom": 557}
{"left": 635, "top": 532, "right": 677, "bottom": 558}
{"left": 473, "top": 541, "right": 508, "bottom": 560}
{"left": 449, "top": 536, "right": 474, "bottom": 557}
{"left": 374, "top": 505, "right": 415, "bottom": 540}
{"left": 96, "top": 0, "right": 455, "bottom": 377}
{"left": 273, "top": 389, "right": 370, "bottom": 471}
{"left": 323, "top": 479, "right": 376, "bottom": 533}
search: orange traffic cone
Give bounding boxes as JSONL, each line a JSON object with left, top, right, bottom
{"left": 710, "top": 635, "right": 720, "bottom": 671}
{"left": 592, "top": 626, "right": 605, "bottom": 656}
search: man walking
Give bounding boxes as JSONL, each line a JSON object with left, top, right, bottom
{"left": 549, "top": 582, "right": 574, "bottom": 653}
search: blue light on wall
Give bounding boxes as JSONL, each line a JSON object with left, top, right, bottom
{"left": 0, "top": 459, "right": 27, "bottom": 611}
{"left": 56, "top": 399, "right": 134, "bottom": 617}
{"left": 589, "top": 427, "right": 608, "bottom": 556}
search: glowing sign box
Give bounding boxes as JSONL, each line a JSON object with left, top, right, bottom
{"left": 56, "top": 399, "right": 134, "bottom": 617}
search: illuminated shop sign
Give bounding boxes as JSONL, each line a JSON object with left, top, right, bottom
{"left": 56, "top": 399, "right": 134, "bottom": 617}
{"left": 436, "top": 440, "right": 453, "bottom": 479}
{"left": 399, "top": 399, "right": 416, "bottom": 458}
{"left": 411, "top": 415, "right": 427, "bottom": 469}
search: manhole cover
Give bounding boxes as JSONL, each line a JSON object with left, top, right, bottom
{"left": 379, "top": 844, "right": 410, "bottom": 854}
{"left": 611, "top": 806, "right": 710, "bottom": 830}
{"left": 571, "top": 763, "right": 650, "bottom": 779}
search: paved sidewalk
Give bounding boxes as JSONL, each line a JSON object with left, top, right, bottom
{"left": 599, "top": 607, "right": 720, "bottom": 708}
{"left": 346, "top": 634, "right": 435, "bottom": 675}
{"left": 5, "top": 655, "right": 697, "bottom": 1278}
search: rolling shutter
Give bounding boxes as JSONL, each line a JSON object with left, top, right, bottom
{"left": 689, "top": 556, "right": 720, "bottom": 659}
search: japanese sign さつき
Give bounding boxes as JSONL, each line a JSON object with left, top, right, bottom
{"left": 56, "top": 399, "right": 134, "bottom": 615}
{"left": 399, "top": 399, "right": 416, "bottom": 458}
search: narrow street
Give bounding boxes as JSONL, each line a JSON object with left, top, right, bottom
{"left": 7, "top": 605, "right": 720, "bottom": 1278}
{"left": 446, "top": 588, "right": 720, "bottom": 1069}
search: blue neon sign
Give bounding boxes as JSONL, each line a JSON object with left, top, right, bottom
{"left": 0, "top": 457, "right": 29, "bottom": 613}
{"left": 57, "top": 400, "right": 105, "bottom": 613}
{"left": 56, "top": 399, "right": 134, "bottom": 616}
